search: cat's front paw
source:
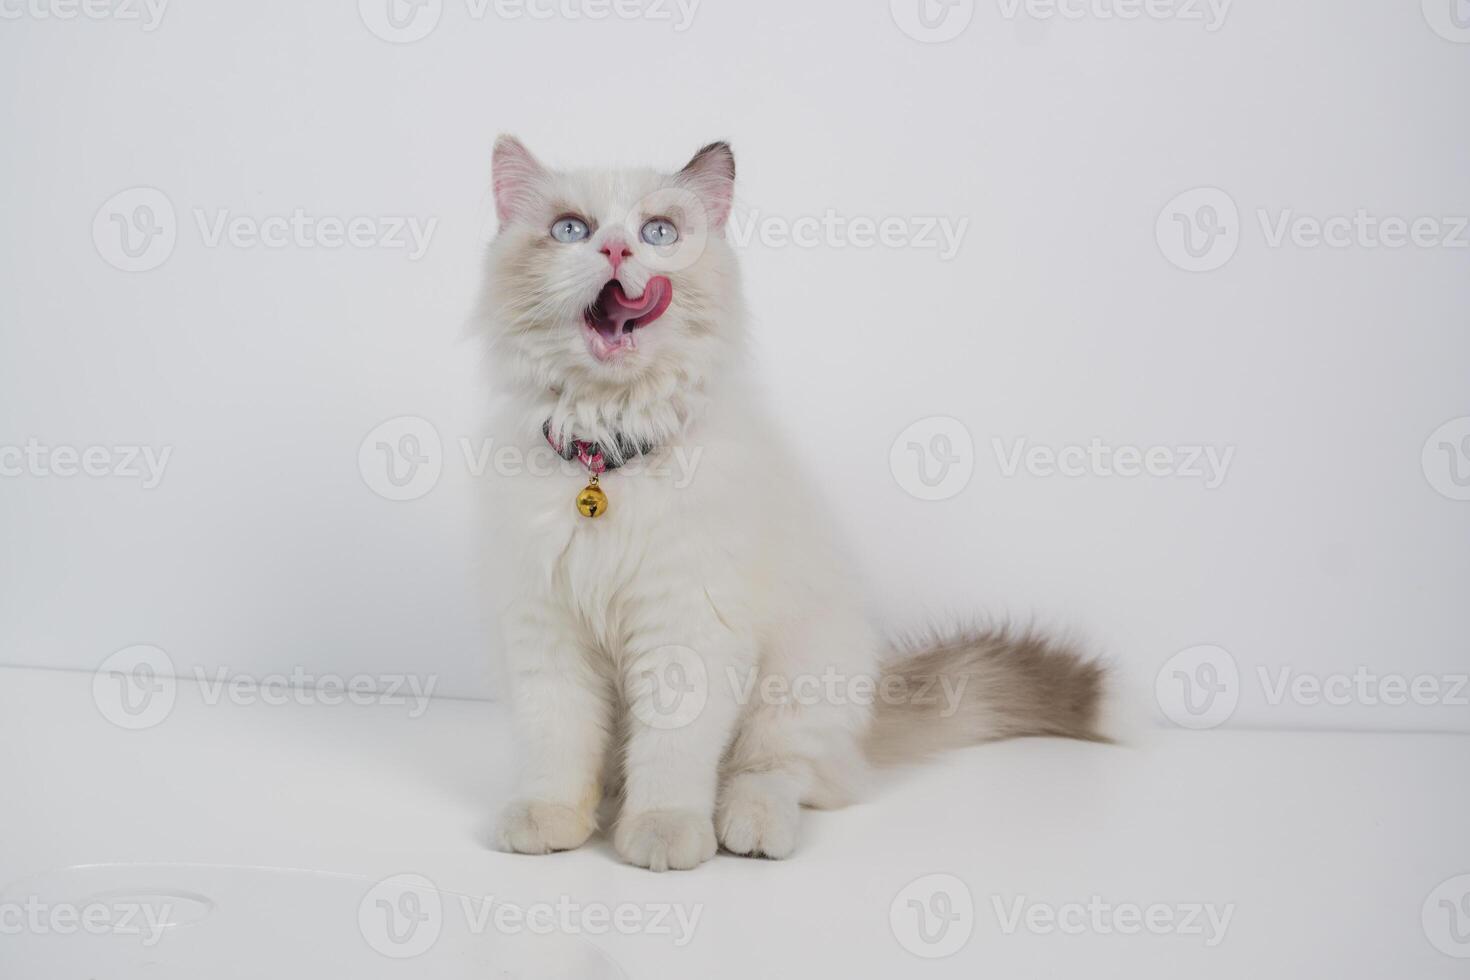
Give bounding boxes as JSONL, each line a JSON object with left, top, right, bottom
{"left": 613, "top": 809, "right": 717, "bottom": 872}
{"left": 493, "top": 800, "right": 595, "bottom": 855}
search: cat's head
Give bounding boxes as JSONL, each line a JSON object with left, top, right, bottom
{"left": 482, "top": 137, "right": 742, "bottom": 443}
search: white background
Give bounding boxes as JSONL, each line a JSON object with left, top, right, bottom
{"left": 1, "top": 0, "right": 1467, "bottom": 732}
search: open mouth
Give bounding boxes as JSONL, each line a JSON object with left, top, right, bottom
{"left": 582, "top": 276, "right": 673, "bottom": 361}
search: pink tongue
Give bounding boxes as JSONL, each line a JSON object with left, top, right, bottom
{"left": 599, "top": 276, "right": 673, "bottom": 333}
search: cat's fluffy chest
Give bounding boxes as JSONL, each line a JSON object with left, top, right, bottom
{"left": 488, "top": 433, "right": 755, "bottom": 643}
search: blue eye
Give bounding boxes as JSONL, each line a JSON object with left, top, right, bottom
{"left": 640, "top": 218, "right": 678, "bottom": 247}
{"left": 551, "top": 216, "right": 590, "bottom": 243}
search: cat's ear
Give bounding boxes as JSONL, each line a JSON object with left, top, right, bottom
{"left": 676, "top": 141, "right": 736, "bottom": 231}
{"left": 492, "top": 135, "right": 550, "bottom": 225}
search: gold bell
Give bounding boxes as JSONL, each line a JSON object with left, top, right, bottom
{"left": 576, "top": 475, "right": 608, "bottom": 518}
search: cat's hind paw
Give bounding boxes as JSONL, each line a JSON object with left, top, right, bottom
{"left": 716, "top": 772, "right": 799, "bottom": 859}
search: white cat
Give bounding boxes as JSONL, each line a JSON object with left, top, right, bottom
{"left": 480, "top": 137, "right": 1108, "bottom": 871}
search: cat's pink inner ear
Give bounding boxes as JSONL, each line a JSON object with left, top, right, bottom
{"left": 492, "top": 136, "right": 549, "bottom": 225}
{"left": 677, "top": 141, "right": 736, "bottom": 231}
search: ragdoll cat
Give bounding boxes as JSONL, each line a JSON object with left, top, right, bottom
{"left": 480, "top": 137, "right": 1108, "bottom": 871}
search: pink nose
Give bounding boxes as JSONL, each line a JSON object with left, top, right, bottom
{"left": 600, "top": 237, "right": 634, "bottom": 273}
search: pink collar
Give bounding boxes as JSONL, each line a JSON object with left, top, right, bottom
{"left": 543, "top": 421, "right": 654, "bottom": 475}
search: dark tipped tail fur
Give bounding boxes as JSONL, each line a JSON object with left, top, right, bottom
{"left": 864, "top": 626, "right": 1110, "bottom": 766}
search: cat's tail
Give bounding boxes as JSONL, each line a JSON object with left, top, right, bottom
{"left": 863, "top": 625, "right": 1111, "bottom": 766}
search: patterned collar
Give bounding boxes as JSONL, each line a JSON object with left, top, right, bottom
{"left": 542, "top": 421, "right": 656, "bottom": 475}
